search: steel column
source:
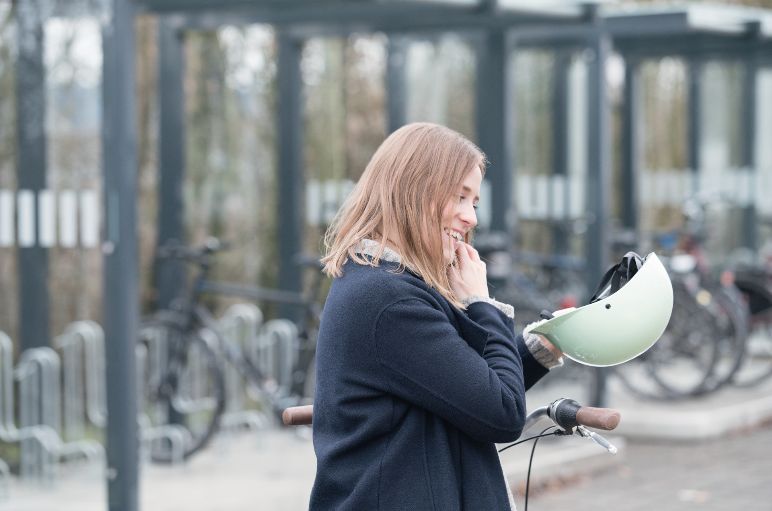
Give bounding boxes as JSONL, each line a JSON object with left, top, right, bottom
{"left": 386, "top": 35, "right": 408, "bottom": 134}
{"left": 156, "top": 17, "right": 187, "bottom": 308}
{"left": 15, "top": 0, "right": 50, "bottom": 350}
{"left": 585, "top": 9, "right": 612, "bottom": 407}
{"left": 102, "top": 0, "right": 140, "bottom": 509}
{"left": 552, "top": 50, "right": 571, "bottom": 255}
{"left": 277, "top": 32, "right": 304, "bottom": 305}
{"left": 475, "top": 30, "right": 514, "bottom": 233}
{"left": 687, "top": 58, "right": 703, "bottom": 194}
{"left": 585, "top": 36, "right": 612, "bottom": 302}
{"left": 741, "top": 48, "right": 759, "bottom": 251}
{"left": 621, "top": 58, "right": 641, "bottom": 233}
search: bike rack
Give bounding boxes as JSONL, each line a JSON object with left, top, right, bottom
{"left": 138, "top": 323, "right": 229, "bottom": 459}
{"left": 15, "top": 347, "right": 62, "bottom": 482}
{"left": 54, "top": 321, "right": 107, "bottom": 441}
{"left": 3, "top": 341, "right": 104, "bottom": 484}
{"left": 255, "top": 319, "right": 299, "bottom": 398}
{"left": 219, "top": 304, "right": 270, "bottom": 431}
{"left": 0, "top": 334, "right": 57, "bottom": 483}
{"left": 0, "top": 457, "right": 9, "bottom": 500}
{"left": 135, "top": 342, "right": 189, "bottom": 465}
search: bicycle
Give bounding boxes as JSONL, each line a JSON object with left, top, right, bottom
{"left": 731, "top": 259, "right": 772, "bottom": 386}
{"left": 282, "top": 398, "right": 621, "bottom": 511}
{"left": 609, "top": 197, "right": 752, "bottom": 401}
{"left": 138, "top": 237, "right": 325, "bottom": 463}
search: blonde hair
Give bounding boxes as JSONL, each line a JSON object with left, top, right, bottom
{"left": 321, "top": 122, "right": 486, "bottom": 307}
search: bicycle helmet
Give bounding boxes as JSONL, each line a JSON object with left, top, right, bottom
{"left": 530, "top": 252, "right": 673, "bottom": 367}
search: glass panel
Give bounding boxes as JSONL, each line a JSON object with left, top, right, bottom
{"left": 302, "top": 33, "right": 387, "bottom": 256}
{"left": 45, "top": 16, "right": 104, "bottom": 333}
{"left": 182, "top": 25, "right": 278, "bottom": 309}
{"left": 639, "top": 57, "right": 688, "bottom": 246}
{"left": 405, "top": 34, "right": 475, "bottom": 141}
{"left": 758, "top": 68, "right": 772, "bottom": 256}
{"left": 697, "top": 60, "right": 744, "bottom": 264}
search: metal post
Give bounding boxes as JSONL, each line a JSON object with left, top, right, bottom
{"left": 552, "top": 50, "right": 570, "bottom": 255}
{"left": 585, "top": 8, "right": 612, "bottom": 407}
{"left": 277, "top": 32, "right": 304, "bottom": 315}
{"left": 156, "top": 17, "right": 187, "bottom": 309}
{"left": 386, "top": 35, "right": 408, "bottom": 134}
{"left": 475, "top": 30, "right": 514, "bottom": 234}
{"left": 741, "top": 43, "right": 759, "bottom": 251}
{"left": 102, "top": 0, "right": 139, "bottom": 509}
{"left": 687, "top": 58, "right": 703, "bottom": 195}
{"left": 15, "top": 0, "right": 50, "bottom": 350}
{"left": 620, "top": 57, "right": 641, "bottom": 234}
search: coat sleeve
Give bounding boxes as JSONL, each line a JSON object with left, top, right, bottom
{"left": 373, "top": 298, "right": 527, "bottom": 443}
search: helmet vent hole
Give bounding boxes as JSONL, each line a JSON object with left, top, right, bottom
{"left": 605, "top": 304, "right": 611, "bottom": 310}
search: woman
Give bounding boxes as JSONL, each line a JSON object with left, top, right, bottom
{"left": 310, "top": 123, "right": 563, "bottom": 510}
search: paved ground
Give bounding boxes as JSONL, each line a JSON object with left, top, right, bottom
{"left": 3, "top": 375, "right": 772, "bottom": 510}
{"left": 1, "top": 429, "right": 318, "bottom": 511}
{"left": 527, "top": 422, "right": 772, "bottom": 511}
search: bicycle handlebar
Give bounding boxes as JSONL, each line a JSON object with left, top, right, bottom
{"left": 282, "top": 399, "right": 621, "bottom": 431}
{"left": 157, "top": 237, "right": 231, "bottom": 263}
{"left": 282, "top": 405, "right": 314, "bottom": 426}
{"left": 575, "top": 406, "right": 621, "bottom": 431}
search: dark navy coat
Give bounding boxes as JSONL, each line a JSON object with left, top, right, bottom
{"left": 309, "top": 258, "right": 549, "bottom": 510}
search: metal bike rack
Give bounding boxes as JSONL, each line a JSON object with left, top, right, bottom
{"left": 135, "top": 342, "right": 189, "bottom": 465}
{"left": 137, "top": 323, "right": 220, "bottom": 460}
{"left": 257, "top": 319, "right": 300, "bottom": 397}
{"left": 176, "top": 328, "right": 220, "bottom": 415}
{"left": 0, "top": 457, "right": 10, "bottom": 500}
{"left": 0, "top": 333, "right": 57, "bottom": 483}
{"left": 54, "top": 321, "right": 107, "bottom": 441}
{"left": 15, "top": 347, "right": 62, "bottom": 481}
{"left": 3, "top": 338, "right": 104, "bottom": 483}
{"left": 219, "top": 304, "right": 270, "bottom": 431}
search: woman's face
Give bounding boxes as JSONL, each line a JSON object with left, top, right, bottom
{"left": 441, "top": 166, "right": 482, "bottom": 265}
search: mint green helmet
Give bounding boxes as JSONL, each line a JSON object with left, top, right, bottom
{"left": 531, "top": 252, "right": 673, "bottom": 367}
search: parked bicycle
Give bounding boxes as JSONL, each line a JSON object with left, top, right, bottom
{"left": 611, "top": 194, "right": 753, "bottom": 400}
{"left": 730, "top": 246, "right": 772, "bottom": 387}
{"left": 138, "top": 237, "right": 325, "bottom": 463}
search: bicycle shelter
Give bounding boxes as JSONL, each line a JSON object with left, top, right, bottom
{"left": 515, "top": 5, "right": 772, "bottom": 256}
{"left": 3, "top": 1, "right": 772, "bottom": 510}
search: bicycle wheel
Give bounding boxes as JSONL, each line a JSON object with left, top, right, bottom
{"left": 138, "top": 316, "right": 227, "bottom": 463}
{"left": 732, "top": 277, "right": 772, "bottom": 387}
{"left": 698, "top": 285, "right": 749, "bottom": 392}
{"left": 638, "top": 281, "right": 721, "bottom": 398}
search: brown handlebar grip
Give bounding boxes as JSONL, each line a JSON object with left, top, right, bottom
{"left": 282, "top": 405, "right": 314, "bottom": 426}
{"left": 575, "top": 406, "right": 621, "bottom": 431}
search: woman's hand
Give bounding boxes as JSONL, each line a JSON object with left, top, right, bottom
{"left": 448, "top": 240, "right": 489, "bottom": 301}
{"left": 525, "top": 307, "right": 576, "bottom": 358}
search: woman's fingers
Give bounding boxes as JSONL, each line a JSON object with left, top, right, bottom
{"left": 449, "top": 241, "right": 490, "bottom": 300}
{"left": 455, "top": 241, "right": 480, "bottom": 264}
{"left": 465, "top": 243, "right": 481, "bottom": 262}
{"left": 454, "top": 240, "right": 470, "bottom": 266}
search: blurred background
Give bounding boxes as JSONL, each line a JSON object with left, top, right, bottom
{"left": 1, "top": 0, "right": 772, "bottom": 509}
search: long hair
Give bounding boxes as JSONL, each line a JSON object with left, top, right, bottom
{"left": 321, "top": 122, "right": 486, "bottom": 307}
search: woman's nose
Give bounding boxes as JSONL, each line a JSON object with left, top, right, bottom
{"left": 459, "top": 204, "right": 477, "bottom": 228}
